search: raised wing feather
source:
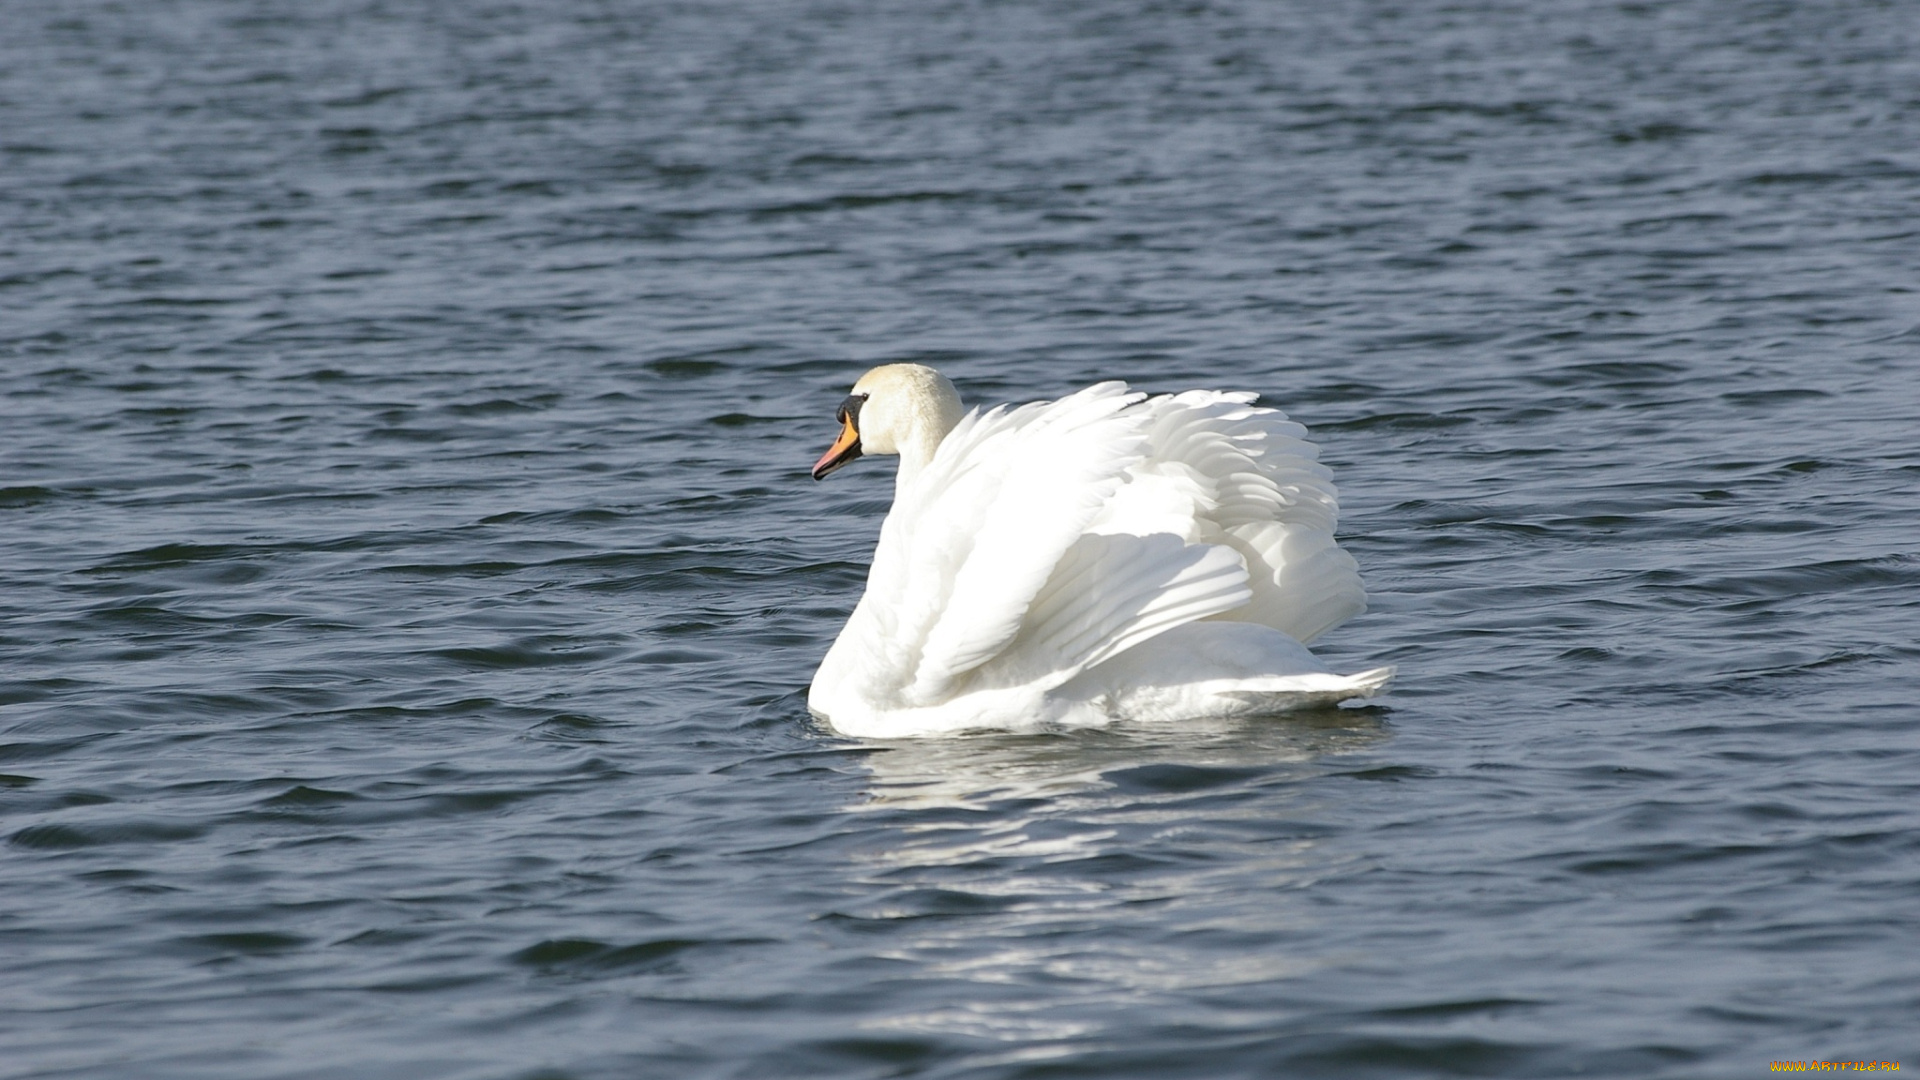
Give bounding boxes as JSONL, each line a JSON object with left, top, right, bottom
{"left": 1127, "top": 390, "right": 1366, "bottom": 642}
{"left": 859, "top": 383, "right": 1150, "bottom": 706}
{"left": 968, "top": 531, "right": 1252, "bottom": 692}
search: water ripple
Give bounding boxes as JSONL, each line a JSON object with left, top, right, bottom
{"left": 3, "top": 0, "right": 1918, "bottom": 1077}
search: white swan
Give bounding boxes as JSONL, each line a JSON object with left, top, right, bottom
{"left": 807, "top": 364, "right": 1393, "bottom": 738}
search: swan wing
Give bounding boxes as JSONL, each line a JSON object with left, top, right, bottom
{"left": 827, "top": 382, "right": 1138, "bottom": 707}
{"left": 966, "top": 531, "right": 1251, "bottom": 692}
{"left": 1119, "top": 390, "right": 1367, "bottom": 643}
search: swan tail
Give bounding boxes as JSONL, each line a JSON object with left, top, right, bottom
{"left": 1215, "top": 665, "right": 1397, "bottom": 701}
{"left": 1089, "top": 665, "right": 1396, "bottom": 723}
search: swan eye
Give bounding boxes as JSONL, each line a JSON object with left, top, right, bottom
{"left": 836, "top": 393, "right": 868, "bottom": 429}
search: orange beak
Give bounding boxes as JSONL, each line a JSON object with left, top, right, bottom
{"left": 811, "top": 412, "right": 863, "bottom": 480}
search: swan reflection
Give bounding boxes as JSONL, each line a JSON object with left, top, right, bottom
{"left": 852, "top": 705, "right": 1389, "bottom": 814}
{"left": 834, "top": 707, "right": 1391, "bottom": 1046}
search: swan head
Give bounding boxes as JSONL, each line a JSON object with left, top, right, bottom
{"left": 811, "top": 364, "right": 963, "bottom": 482}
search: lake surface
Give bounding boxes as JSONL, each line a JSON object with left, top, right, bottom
{"left": 3, "top": 1, "right": 1917, "bottom": 1076}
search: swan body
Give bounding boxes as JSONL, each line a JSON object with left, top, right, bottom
{"left": 808, "top": 364, "right": 1393, "bottom": 738}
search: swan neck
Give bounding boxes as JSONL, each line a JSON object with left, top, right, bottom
{"left": 894, "top": 426, "right": 948, "bottom": 492}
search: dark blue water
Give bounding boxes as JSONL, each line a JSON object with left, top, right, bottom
{"left": 4, "top": 1, "right": 1918, "bottom": 1076}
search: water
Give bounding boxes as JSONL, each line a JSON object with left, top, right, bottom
{"left": 3, "top": 0, "right": 1918, "bottom": 1076}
